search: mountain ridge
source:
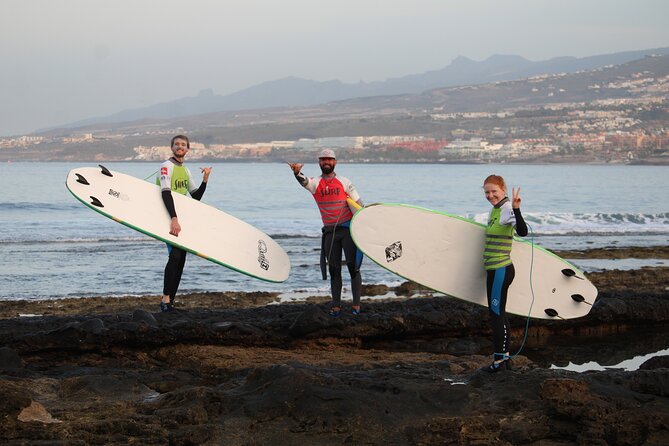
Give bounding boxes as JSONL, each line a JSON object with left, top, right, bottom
{"left": 51, "top": 47, "right": 669, "bottom": 132}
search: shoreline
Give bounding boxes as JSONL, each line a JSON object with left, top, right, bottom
{"left": 1, "top": 245, "right": 666, "bottom": 316}
{"left": 0, "top": 265, "right": 666, "bottom": 319}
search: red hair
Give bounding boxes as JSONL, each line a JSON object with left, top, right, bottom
{"left": 483, "top": 174, "right": 506, "bottom": 191}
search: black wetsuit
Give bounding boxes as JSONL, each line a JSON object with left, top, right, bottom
{"left": 485, "top": 199, "right": 528, "bottom": 361}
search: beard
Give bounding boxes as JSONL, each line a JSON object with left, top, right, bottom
{"left": 320, "top": 164, "right": 334, "bottom": 175}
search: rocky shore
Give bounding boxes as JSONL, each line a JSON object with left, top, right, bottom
{"left": 0, "top": 248, "right": 667, "bottom": 445}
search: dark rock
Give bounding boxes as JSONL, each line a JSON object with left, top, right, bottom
{"left": 115, "top": 321, "right": 141, "bottom": 332}
{"left": 0, "top": 347, "right": 22, "bottom": 369}
{"left": 446, "top": 338, "right": 485, "bottom": 356}
{"left": 132, "top": 309, "right": 158, "bottom": 326}
{"left": 0, "top": 266, "right": 667, "bottom": 444}
{"left": 393, "top": 280, "right": 426, "bottom": 296}
{"left": 59, "top": 375, "right": 156, "bottom": 401}
{"left": 629, "top": 369, "right": 669, "bottom": 397}
{"left": 78, "top": 318, "right": 106, "bottom": 334}
{"left": 362, "top": 283, "right": 391, "bottom": 296}
{"left": 639, "top": 354, "right": 669, "bottom": 370}
{"left": 289, "top": 305, "right": 330, "bottom": 336}
{"left": 0, "top": 381, "right": 31, "bottom": 419}
{"left": 212, "top": 321, "right": 264, "bottom": 337}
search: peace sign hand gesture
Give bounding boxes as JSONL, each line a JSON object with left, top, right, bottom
{"left": 512, "top": 187, "right": 522, "bottom": 209}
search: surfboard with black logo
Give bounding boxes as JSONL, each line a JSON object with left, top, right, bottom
{"left": 349, "top": 202, "right": 597, "bottom": 320}
{"left": 66, "top": 165, "right": 290, "bottom": 283}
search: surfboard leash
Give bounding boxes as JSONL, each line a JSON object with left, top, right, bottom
{"left": 507, "top": 221, "right": 536, "bottom": 361}
{"left": 144, "top": 170, "right": 159, "bottom": 181}
{"left": 325, "top": 197, "right": 358, "bottom": 267}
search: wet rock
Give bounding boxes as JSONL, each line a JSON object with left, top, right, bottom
{"left": 17, "top": 401, "right": 61, "bottom": 424}
{"left": 0, "top": 381, "right": 32, "bottom": 419}
{"left": 210, "top": 321, "right": 265, "bottom": 341}
{"left": 639, "top": 354, "right": 669, "bottom": 370}
{"left": 362, "top": 284, "right": 392, "bottom": 296}
{"left": 540, "top": 378, "right": 603, "bottom": 418}
{"left": 288, "top": 305, "right": 330, "bottom": 336}
{"left": 629, "top": 369, "right": 669, "bottom": 397}
{"left": 0, "top": 347, "right": 22, "bottom": 369}
{"left": 0, "top": 262, "right": 666, "bottom": 444}
{"left": 132, "top": 309, "right": 158, "bottom": 326}
{"left": 59, "top": 375, "right": 156, "bottom": 401}
{"left": 79, "top": 318, "right": 106, "bottom": 334}
{"left": 446, "top": 338, "right": 485, "bottom": 356}
{"left": 393, "top": 280, "right": 427, "bottom": 296}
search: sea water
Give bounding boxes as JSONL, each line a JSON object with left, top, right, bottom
{"left": 0, "top": 162, "right": 667, "bottom": 301}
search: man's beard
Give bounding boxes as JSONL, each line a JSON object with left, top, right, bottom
{"left": 320, "top": 164, "right": 334, "bottom": 175}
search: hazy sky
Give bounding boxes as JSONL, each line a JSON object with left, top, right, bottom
{"left": 2, "top": 0, "right": 668, "bottom": 136}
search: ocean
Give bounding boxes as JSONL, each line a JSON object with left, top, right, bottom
{"left": 1, "top": 162, "right": 667, "bottom": 301}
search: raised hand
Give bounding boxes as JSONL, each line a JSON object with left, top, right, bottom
{"left": 200, "top": 167, "right": 212, "bottom": 182}
{"left": 287, "top": 162, "right": 304, "bottom": 175}
{"left": 512, "top": 187, "right": 522, "bottom": 209}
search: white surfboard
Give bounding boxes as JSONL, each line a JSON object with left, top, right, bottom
{"left": 66, "top": 165, "right": 290, "bottom": 283}
{"left": 350, "top": 203, "right": 597, "bottom": 320}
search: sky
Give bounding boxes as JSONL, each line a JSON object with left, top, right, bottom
{"left": 2, "top": 0, "right": 669, "bottom": 137}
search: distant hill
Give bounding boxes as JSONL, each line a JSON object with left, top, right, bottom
{"left": 60, "top": 47, "right": 669, "bottom": 129}
{"left": 10, "top": 53, "right": 669, "bottom": 163}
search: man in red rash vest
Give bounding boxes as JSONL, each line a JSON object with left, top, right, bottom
{"left": 289, "top": 149, "right": 364, "bottom": 316}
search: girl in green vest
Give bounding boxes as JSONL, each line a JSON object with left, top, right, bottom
{"left": 483, "top": 175, "right": 528, "bottom": 372}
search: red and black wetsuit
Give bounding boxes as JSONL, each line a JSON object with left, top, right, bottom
{"left": 295, "top": 171, "right": 363, "bottom": 308}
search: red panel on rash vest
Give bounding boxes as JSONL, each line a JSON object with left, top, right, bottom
{"left": 313, "top": 177, "right": 353, "bottom": 226}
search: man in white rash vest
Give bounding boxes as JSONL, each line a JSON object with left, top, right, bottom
{"left": 157, "top": 135, "right": 212, "bottom": 312}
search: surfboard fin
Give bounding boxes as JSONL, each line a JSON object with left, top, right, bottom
{"left": 99, "top": 164, "right": 113, "bottom": 177}
{"left": 75, "top": 173, "right": 90, "bottom": 185}
{"left": 570, "top": 294, "right": 592, "bottom": 305}
{"left": 561, "top": 268, "right": 584, "bottom": 280}
{"left": 89, "top": 196, "right": 104, "bottom": 208}
{"left": 544, "top": 308, "right": 564, "bottom": 319}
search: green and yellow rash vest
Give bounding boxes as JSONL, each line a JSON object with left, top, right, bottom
{"left": 157, "top": 158, "right": 197, "bottom": 196}
{"left": 484, "top": 197, "right": 517, "bottom": 271}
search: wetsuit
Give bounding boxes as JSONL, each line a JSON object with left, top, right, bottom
{"left": 295, "top": 171, "right": 363, "bottom": 308}
{"left": 484, "top": 197, "right": 528, "bottom": 362}
{"left": 158, "top": 157, "right": 207, "bottom": 303}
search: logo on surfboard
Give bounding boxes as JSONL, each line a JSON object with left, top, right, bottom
{"left": 108, "top": 188, "right": 129, "bottom": 201}
{"left": 257, "top": 240, "right": 270, "bottom": 270}
{"left": 385, "top": 241, "right": 403, "bottom": 263}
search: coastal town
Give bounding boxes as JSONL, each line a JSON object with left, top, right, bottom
{"left": 2, "top": 59, "right": 668, "bottom": 164}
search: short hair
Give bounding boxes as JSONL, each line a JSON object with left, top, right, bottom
{"left": 483, "top": 174, "right": 506, "bottom": 191}
{"left": 171, "top": 134, "right": 190, "bottom": 149}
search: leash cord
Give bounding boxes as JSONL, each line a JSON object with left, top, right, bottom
{"left": 507, "top": 221, "right": 535, "bottom": 360}
{"left": 144, "top": 170, "right": 159, "bottom": 181}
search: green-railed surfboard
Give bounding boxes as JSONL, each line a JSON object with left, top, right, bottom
{"left": 349, "top": 202, "right": 597, "bottom": 320}
{"left": 66, "top": 165, "right": 290, "bottom": 283}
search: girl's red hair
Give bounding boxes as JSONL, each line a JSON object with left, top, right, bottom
{"left": 483, "top": 174, "right": 506, "bottom": 190}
